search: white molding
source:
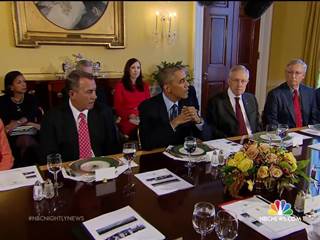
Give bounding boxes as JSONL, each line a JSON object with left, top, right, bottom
{"left": 255, "top": 5, "right": 274, "bottom": 113}
{"left": 193, "top": 2, "right": 204, "bottom": 113}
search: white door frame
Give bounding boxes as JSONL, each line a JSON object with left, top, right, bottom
{"left": 193, "top": 2, "right": 273, "bottom": 114}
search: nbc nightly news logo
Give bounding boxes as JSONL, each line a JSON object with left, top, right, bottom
{"left": 260, "top": 200, "right": 301, "bottom": 222}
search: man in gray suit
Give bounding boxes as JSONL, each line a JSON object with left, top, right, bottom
{"left": 204, "top": 65, "right": 261, "bottom": 139}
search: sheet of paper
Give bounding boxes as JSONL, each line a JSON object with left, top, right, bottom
{"left": 203, "top": 138, "right": 242, "bottom": 156}
{"left": 304, "top": 195, "right": 320, "bottom": 214}
{"left": 300, "top": 128, "right": 320, "bottom": 137}
{"left": 308, "top": 143, "right": 320, "bottom": 151}
{"left": 0, "top": 165, "right": 44, "bottom": 191}
{"left": 83, "top": 206, "right": 165, "bottom": 240}
{"left": 135, "top": 168, "right": 193, "bottom": 196}
{"left": 221, "top": 195, "right": 308, "bottom": 239}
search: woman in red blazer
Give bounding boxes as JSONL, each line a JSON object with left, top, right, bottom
{"left": 0, "top": 118, "right": 14, "bottom": 170}
{"left": 114, "top": 58, "right": 150, "bottom": 139}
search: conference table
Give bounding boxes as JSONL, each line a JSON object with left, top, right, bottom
{"left": 1, "top": 128, "right": 318, "bottom": 240}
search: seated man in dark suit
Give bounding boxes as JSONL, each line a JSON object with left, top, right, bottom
{"left": 205, "top": 65, "right": 261, "bottom": 139}
{"left": 263, "top": 59, "right": 320, "bottom": 128}
{"left": 138, "top": 66, "right": 202, "bottom": 150}
{"left": 40, "top": 70, "right": 120, "bottom": 163}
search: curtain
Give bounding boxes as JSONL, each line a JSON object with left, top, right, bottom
{"left": 303, "top": 2, "right": 320, "bottom": 88}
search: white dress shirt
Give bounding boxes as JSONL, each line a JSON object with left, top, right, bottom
{"left": 227, "top": 88, "right": 252, "bottom": 136}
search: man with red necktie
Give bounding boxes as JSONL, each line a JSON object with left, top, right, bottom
{"left": 263, "top": 59, "right": 320, "bottom": 129}
{"left": 40, "top": 70, "right": 120, "bottom": 163}
{"left": 205, "top": 65, "right": 261, "bottom": 139}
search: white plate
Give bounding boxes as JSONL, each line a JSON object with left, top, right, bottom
{"left": 260, "top": 134, "right": 281, "bottom": 141}
{"left": 178, "top": 147, "right": 205, "bottom": 156}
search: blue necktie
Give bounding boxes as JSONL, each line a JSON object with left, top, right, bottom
{"left": 170, "top": 104, "right": 178, "bottom": 121}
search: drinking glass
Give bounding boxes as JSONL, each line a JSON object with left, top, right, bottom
{"left": 265, "top": 124, "right": 277, "bottom": 145}
{"left": 215, "top": 210, "right": 238, "bottom": 240}
{"left": 184, "top": 136, "right": 197, "bottom": 168}
{"left": 47, "top": 153, "right": 63, "bottom": 189}
{"left": 277, "top": 124, "right": 289, "bottom": 148}
{"left": 123, "top": 142, "right": 137, "bottom": 174}
{"left": 192, "top": 202, "right": 216, "bottom": 240}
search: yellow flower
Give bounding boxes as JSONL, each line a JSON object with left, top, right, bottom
{"left": 257, "top": 166, "right": 269, "bottom": 178}
{"left": 270, "top": 166, "right": 283, "bottom": 178}
{"left": 247, "top": 180, "right": 254, "bottom": 191}
{"left": 227, "top": 158, "right": 238, "bottom": 167}
{"left": 284, "top": 152, "right": 297, "bottom": 165}
{"left": 266, "top": 153, "right": 278, "bottom": 164}
{"left": 258, "top": 143, "right": 270, "bottom": 154}
{"left": 237, "top": 158, "right": 253, "bottom": 172}
{"left": 234, "top": 152, "right": 246, "bottom": 162}
{"left": 246, "top": 143, "right": 259, "bottom": 160}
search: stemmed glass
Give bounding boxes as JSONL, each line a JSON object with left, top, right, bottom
{"left": 184, "top": 136, "right": 197, "bottom": 168}
{"left": 47, "top": 153, "right": 63, "bottom": 189}
{"left": 265, "top": 124, "right": 277, "bottom": 145}
{"left": 123, "top": 142, "right": 137, "bottom": 174}
{"left": 277, "top": 124, "right": 289, "bottom": 148}
{"left": 215, "top": 210, "right": 238, "bottom": 240}
{"left": 192, "top": 202, "right": 216, "bottom": 240}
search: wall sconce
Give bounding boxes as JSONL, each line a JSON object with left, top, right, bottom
{"left": 153, "top": 11, "right": 177, "bottom": 45}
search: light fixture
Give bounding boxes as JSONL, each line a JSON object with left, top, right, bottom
{"left": 153, "top": 11, "right": 177, "bottom": 45}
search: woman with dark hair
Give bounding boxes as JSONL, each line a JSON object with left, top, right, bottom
{"left": 114, "top": 58, "right": 150, "bottom": 139}
{"left": 0, "top": 71, "right": 40, "bottom": 167}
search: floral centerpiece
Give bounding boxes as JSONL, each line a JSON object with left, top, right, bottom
{"left": 222, "top": 142, "right": 309, "bottom": 198}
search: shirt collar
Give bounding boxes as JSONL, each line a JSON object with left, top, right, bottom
{"left": 162, "top": 92, "right": 179, "bottom": 113}
{"left": 69, "top": 99, "right": 88, "bottom": 121}
{"left": 227, "top": 88, "right": 242, "bottom": 100}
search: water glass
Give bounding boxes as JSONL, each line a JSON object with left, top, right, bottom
{"left": 277, "top": 124, "right": 289, "bottom": 148}
{"left": 123, "top": 142, "right": 137, "bottom": 174}
{"left": 265, "top": 124, "right": 277, "bottom": 145}
{"left": 215, "top": 210, "right": 238, "bottom": 240}
{"left": 192, "top": 202, "right": 216, "bottom": 240}
{"left": 184, "top": 136, "right": 197, "bottom": 168}
{"left": 47, "top": 153, "right": 63, "bottom": 189}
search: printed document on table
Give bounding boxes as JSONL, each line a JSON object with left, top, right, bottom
{"left": 204, "top": 138, "right": 242, "bottom": 156}
{"left": 300, "top": 128, "right": 320, "bottom": 137}
{"left": 0, "top": 165, "right": 43, "bottom": 191}
{"left": 83, "top": 205, "right": 165, "bottom": 240}
{"left": 221, "top": 195, "right": 308, "bottom": 239}
{"left": 135, "top": 168, "right": 193, "bottom": 196}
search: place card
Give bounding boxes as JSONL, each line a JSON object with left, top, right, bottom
{"left": 304, "top": 195, "right": 320, "bottom": 214}
{"left": 95, "top": 167, "right": 116, "bottom": 181}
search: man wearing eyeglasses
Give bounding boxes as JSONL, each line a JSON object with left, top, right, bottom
{"left": 204, "top": 65, "right": 261, "bottom": 139}
{"left": 263, "top": 58, "right": 320, "bottom": 128}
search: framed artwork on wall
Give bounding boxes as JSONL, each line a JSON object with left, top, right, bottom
{"left": 12, "top": 1, "right": 125, "bottom": 48}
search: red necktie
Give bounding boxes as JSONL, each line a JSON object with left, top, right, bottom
{"left": 293, "top": 89, "right": 303, "bottom": 127}
{"left": 235, "top": 97, "right": 248, "bottom": 135}
{"left": 78, "top": 113, "right": 93, "bottom": 159}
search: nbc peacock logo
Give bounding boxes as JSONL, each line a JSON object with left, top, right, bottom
{"left": 268, "top": 199, "right": 293, "bottom": 216}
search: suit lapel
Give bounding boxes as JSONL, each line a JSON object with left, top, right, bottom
{"left": 299, "top": 85, "right": 308, "bottom": 123}
{"left": 157, "top": 94, "right": 170, "bottom": 123}
{"left": 222, "top": 92, "right": 237, "bottom": 121}
{"left": 64, "top": 104, "right": 79, "bottom": 157}
{"left": 282, "top": 85, "right": 296, "bottom": 123}
{"left": 242, "top": 94, "right": 254, "bottom": 128}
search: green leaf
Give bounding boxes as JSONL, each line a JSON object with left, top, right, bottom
{"left": 297, "top": 159, "right": 310, "bottom": 170}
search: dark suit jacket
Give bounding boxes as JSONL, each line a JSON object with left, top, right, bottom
{"left": 263, "top": 82, "right": 320, "bottom": 128}
{"left": 40, "top": 101, "right": 120, "bottom": 163}
{"left": 138, "top": 87, "right": 201, "bottom": 150}
{"left": 205, "top": 91, "right": 261, "bottom": 139}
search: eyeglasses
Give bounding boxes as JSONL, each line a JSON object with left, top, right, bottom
{"left": 230, "top": 79, "right": 249, "bottom": 84}
{"left": 286, "top": 71, "right": 304, "bottom": 76}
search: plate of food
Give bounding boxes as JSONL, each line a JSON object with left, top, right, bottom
{"left": 69, "top": 156, "right": 120, "bottom": 175}
{"left": 170, "top": 143, "right": 211, "bottom": 157}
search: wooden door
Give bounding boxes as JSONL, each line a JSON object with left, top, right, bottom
{"left": 201, "top": 1, "right": 260, "bottom": 116}
{"left": 201, "top": 1, "right": 240, "bottom": 116}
